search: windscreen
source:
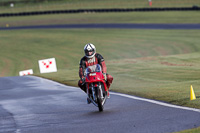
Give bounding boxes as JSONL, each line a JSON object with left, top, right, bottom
{"left": 85, "top": 64, "right": 102, "bottom": 74}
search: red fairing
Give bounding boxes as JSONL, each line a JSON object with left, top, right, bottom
{"left": 86, "top": 72, "right": 105, "bottom": 83}
{"left": 86, "top": 72, "right": 108, "bottom": 92}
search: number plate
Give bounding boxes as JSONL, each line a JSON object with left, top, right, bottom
{"left": 90, "top": 73, "right": 96, "bottom": 76}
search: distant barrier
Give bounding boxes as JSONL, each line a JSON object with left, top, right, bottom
{"left": 0, "top": 6, "right": 199, "bottom": 17}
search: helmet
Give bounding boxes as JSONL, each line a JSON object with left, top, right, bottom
{"left": 84, "top": 43, "right": 96, "bottom": 58}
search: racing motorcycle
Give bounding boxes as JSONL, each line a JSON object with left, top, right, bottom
{"left": 85, "top": 64, "right": 109, "bottom": 112}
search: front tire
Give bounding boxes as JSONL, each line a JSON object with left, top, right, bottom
{"left": 96, "top": 87, "right": 104, "bottom": 112}
{"left": 97, "top": 97, "right": 103, "bottom": 112}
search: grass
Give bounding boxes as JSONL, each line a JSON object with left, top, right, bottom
{"left": 174, "top": 127, "right": 200, "bottom": 133}
{"left": 0, "top": 0, "right": 200, "bottom": 13}
{"left": 1, "top": 11, "right": 200, "bottom": 28}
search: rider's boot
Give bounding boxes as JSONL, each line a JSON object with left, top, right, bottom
{"left": 87, "top": 97, "right": 91, "bottom": 104}
{"left": 107, "top": 91, "right": 110, "bottom": 98}
{"left": 106, "top": 83, "right": 110, "bottom": 99}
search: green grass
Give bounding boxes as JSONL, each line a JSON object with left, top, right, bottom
{"left": 174, "top": 127, "right": 200, "bottom": 133}
{"left": 1, "top": 11, "right": 200, "bottom": 28}
{"left": 0, "top": 0, "right": 200, "bottom": 13}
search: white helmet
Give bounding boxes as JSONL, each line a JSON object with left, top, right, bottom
{"left": 84, "top": 43, "right": 96, "bottom": 58}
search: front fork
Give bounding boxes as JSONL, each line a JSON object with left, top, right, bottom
{"left": 87, "top": 83, "right": 104, "bottom": 101}
{"left": 87, "top": 83, "right": 95, "bottom": 101}
{"left": 98, "top": 83, "right": 104, "bottom": 99}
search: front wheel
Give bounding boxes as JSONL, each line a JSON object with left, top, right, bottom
{"left": 96, "top": 88, "right": 104, "bottom": 112}
{"left": 97, "top": 97, "right": 103, "bottom": 112}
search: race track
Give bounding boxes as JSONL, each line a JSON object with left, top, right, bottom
{"left": 0, "top": 76, "right": 200, "bottom": 133}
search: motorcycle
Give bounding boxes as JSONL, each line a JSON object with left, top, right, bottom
{"left": 85, "top": 64, "right": 109, "bottom": 112}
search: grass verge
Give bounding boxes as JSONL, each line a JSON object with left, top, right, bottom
{"left": 174, "top": 127, "right": 200, "bottom": 133}
{"left": 1, "top": 0, "right": 200, "bottom": 13}
{"left": 1, "top": 11, "right": 200, "bottom": 28}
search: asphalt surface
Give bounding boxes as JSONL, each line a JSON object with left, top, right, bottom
{"left": 0, "top": 76, "right": 200, "bottom": 133}
{"left": 1, "top": 23, "right": 200, "bottom": 30}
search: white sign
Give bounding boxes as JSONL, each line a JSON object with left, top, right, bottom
{"left": 38, "top": 58, "right": 57, "bottom": 73}
{"left": 19, "top": 69, "right": 33, "bottom": 76}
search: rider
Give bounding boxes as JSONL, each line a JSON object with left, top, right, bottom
{"left": 78, "top": 43, "right": 113, "bottom": 98}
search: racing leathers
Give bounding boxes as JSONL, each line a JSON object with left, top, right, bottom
{"left": 78, "top": 53, "right": 113, "bottom": 93}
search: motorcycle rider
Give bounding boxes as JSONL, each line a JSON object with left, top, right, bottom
{"left": 78, "top": 43, "right": 113, "bottom": 100}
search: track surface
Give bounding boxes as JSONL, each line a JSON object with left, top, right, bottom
{"left": 0, "top": 76, "right": 200, "bottom": 133}
{"left": 1, "top": 23, "right": 200, "bottom": 30}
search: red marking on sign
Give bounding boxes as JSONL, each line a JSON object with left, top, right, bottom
{"left": 42, "top": 60, "right": 53, "bottom": 69}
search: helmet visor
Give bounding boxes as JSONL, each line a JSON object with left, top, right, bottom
{"left": 85, "top": 49, "right": 94, "bottom": 56}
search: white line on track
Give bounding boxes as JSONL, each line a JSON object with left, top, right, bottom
{"left": 110, "top": 92, "right": 200, "bottom": 113}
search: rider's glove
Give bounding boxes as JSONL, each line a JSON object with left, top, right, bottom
{"left": 103, "top": 73, "right": 107, "bottom": 81}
